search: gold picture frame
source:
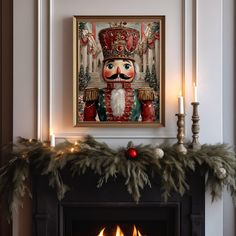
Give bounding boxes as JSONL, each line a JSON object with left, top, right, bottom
{"left": 73, "top": 16, "right": 165, "bottom": 127}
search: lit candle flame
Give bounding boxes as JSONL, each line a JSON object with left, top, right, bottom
{"left": 179, "top": 89, "right": 182, "bottom": 97}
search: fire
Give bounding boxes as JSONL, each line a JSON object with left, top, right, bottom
{"left": 115, "top": 225, "right": 124, "bottom": 236}
{"left": 97, "top": 227, "right": 106, "bottom": 236}
{"left": 97, "top": 225, "right": 143, "bottom": 236}
{"left": 132, "top": 225, "right": 142, "bottom": 236}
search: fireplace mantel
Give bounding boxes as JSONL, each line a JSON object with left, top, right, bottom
{"left": 32, "top": 169, "right": 205, "bottom": 236}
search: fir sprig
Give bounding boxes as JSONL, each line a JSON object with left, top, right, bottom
{"left": 0, "top": 135, "right": 236, "bottom": 221}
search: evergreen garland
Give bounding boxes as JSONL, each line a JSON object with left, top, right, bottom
{"left": 0, "top": 135, "right": 236, "bottom": 221}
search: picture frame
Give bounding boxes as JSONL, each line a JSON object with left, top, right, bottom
{"left": 73, "top": 16, "right": 165, "bottom": 127}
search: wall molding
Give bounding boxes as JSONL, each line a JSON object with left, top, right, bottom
{"left": 37, "top": 0, "right": 43, "bottom": 140}
{"left": 193, "top": 0, "right": 198, "bottom": 85}
{"left": 37, "top": 0, "right": 196, "bottom": 140}
{"left": 49, "top": 0, "right": 54, "bottom": 137}
{"left": 37, "top": 0, "right": 50, "bottom": 141}
{"left": 55, "top": 133, "right": 176, "bottom": 140}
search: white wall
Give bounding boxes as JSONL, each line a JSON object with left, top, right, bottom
{"left": 13, "top": 0, "right": 235, "bottom": 235}
{"left": 197, "top": 0, "right": 224, "bottom": 235}
{"left": 51, "top": 0, "right": 183, "bottom": 142}
{"left": 223, "top": 0, "right": 235, "bottom": 236}
{"left": 13, "top": 0, "right": 36, "bottom": 235}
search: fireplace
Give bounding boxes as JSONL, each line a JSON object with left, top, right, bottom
{"left": 32, "top": 170, "right": 205, "bottom": 236}
{"left": 63, "top": 203, "right": 178, "bottom": 236}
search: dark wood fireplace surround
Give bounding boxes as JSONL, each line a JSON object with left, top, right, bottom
{"left": 32, "top": 169, "right": 205, "bottom": 236}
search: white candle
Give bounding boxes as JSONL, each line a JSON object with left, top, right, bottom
{"left": 50, "top": 133, "right": 55, "bottom": 147}
{"left": 194, "top": 83, "right": 198, "bottom": 102}
{"left": 178, "top": 95, "right": 184, "bottom": 114}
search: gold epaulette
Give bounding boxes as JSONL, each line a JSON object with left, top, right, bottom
{"left": 83, "top": 88, "right": 99, "bottom": 102}
{"left": 138, "top": 87, "right": 154, "bottom": 101}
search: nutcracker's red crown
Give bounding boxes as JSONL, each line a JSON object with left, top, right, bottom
{"left": 98, "top": 26, "right": 140, "bottom": 61}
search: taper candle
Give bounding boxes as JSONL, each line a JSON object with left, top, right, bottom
{"left": 194, "top": 83, "right": 198, "bottom": 102}
{"left": 50, "top": 133, "right": 55, "bottom": 147}
{"left": 178, "top": 94, "right": 184, "bottom": 114}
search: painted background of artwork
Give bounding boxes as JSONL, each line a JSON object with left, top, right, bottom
{"left": 74, "top": 18, "right": 163, "bottom": 124}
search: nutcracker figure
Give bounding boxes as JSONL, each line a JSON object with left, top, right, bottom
{"left": 83, "top": 25, "right": 155, "bottom": 122}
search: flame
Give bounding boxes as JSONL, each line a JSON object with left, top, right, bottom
{"left": 132, "top": 225, "right": 143, "bottom": 236}
{"left": 97, "top": 227, "right": 105, "bottom": 236}
{"left": 97, "top": 225, "right": 143, "bottom": 236}
{"left": 179, "top": 89, "right": 182, "bottom": 97}
{"left": 115, "top": 225, "right": 124, "bottom": 236}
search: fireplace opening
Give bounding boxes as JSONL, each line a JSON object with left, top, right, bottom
{"left": 95, "top": 224, "right": 146, "bottom": 236}
{"left": 63, "top": 203, "right": 179, "bottom": 236}
{"left": 71, "top": 221, "right": 166, "bottom": 236}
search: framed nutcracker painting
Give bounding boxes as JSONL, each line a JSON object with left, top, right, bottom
{"left": 73, "top": 16, "right": 165, "bottom": 127}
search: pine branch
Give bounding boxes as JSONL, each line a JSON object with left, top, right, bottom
{"left": 1, "top": 135, "right": 236, "bottom": 221}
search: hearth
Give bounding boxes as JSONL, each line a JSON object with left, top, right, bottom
{"left": 32, "top": 170, "right": 205, "bottom": 236}
{"left": 63, "top": 203, "right": 178, "bottom": 236}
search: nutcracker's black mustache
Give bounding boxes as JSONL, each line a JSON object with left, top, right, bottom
{"left": 106, "top": 73, "right": 131, "bottom": 80}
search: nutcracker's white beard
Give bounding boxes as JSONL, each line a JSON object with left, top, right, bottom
{"left": 111, "top": 88, "right": 125, "bottom": 117}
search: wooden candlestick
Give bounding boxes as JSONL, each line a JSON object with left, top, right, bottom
{"left": 190, "top": 102, "right": 201, "bottom": 150}
{"left": 175, "top": 114, "right": 187, "bottom": 154}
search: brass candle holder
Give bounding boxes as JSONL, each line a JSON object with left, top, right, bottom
{"left": 175, "top": 113, "right": 187, "bottom": 154}
{"left": 190, "top": 102, "right": 201, "bottom": 150}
